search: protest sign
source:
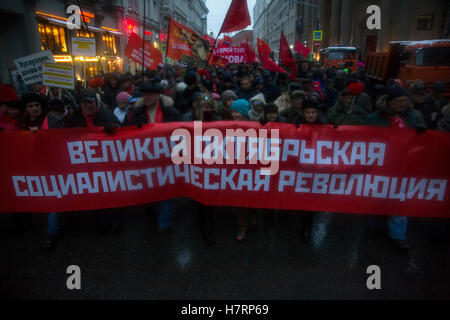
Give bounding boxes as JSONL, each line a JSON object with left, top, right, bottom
{"left": 124, "top": 32, "right": 162, "bottom": 70}
{"left": 14, "top": 50, "right": 55, "bottom": 85}
{"left": 71, "top": 37, "right": 96, "bottom": 57}
{"left": 1, "top": 122, "right": 449, "bottom": 217}
{"left": 42, "top": 63, "right": 74, "bottom": 89}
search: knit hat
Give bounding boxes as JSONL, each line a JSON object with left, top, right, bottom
{"left": 116, "top": 91, "right": 132, "bottom": 103}
{"left": 387, "top": 85, "right": 409, "bottom": 102}
{"left": 21, "top": 92, "right": 44, "bottom": 106}
{"left": 249, "top": 93, "right": 266, "bottom": 107}
{"left": 221, "top": 90, "right": 237, "bottom": 101}
{"left": 222, "top": 72, "right": 233, "bottom": 82}
{"left": 311, "top": 81, "right": 322, "bottom": 92}
{"left": 0, "top": 84, "right": 18, "bottom": 104}
{"left": 348, "top": 82, "right": 364, "bottom": 96}
{"left": 175, "top": 82, "right": 187, "bottom": 94}
{"left": 291, "top": 90, "right": 306, "bottom": 100}
{"left": 230, "top": 99, "right": 249, "bottom": 118}
{"left": 303, "top": 98, "right": 320, "bottom": 111}
{"left": 80, "top": 88, "right": 97, "bottom": 102}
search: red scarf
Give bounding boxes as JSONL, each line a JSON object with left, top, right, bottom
{"left": 82, "top": 108, "right": 99, "bottom": 127}
{"left": 41, "top": 117, "right": 49, "bottom": 130}
{"left": 147, "top": 100, "right": 163, "bottom": 123}
{"left": 388, "top": 116, "right": 406, "bottom": 129}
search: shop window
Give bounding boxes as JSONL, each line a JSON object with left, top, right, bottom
{"left": 417, "top": 15, "right": 433, "bottom": 31}
{"left": 38, "top": 22, "right": 68, "bottom": 53}
{"left": 76, "top": 30, "right": 95, "bottom": 38}
{"left": 103, "top": 33, "right": 118, "bottom": 56}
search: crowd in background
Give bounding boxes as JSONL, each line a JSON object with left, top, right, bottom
{"left": 0, "top": 59, "right": 449, "bottom": 251}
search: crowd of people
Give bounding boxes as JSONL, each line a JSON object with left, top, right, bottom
{"left": 0, "top": 59, "right": 449, "bottom": 252}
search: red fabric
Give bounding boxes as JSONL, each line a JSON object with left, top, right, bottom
{"left": 262, "top": 55, "right": 287, "bottom": 73}
{"left": 0, "top": 114, "right": 20, "bottom": 130}
{"left": 209, "top": 54, "right": 228, "bottom": 68}
{"left": 82, "top": 108, "right": 99, "bottom": 128}
{"left": 242, "top": 43, "right": 258, "bottom": 64}
{"left": 1, "top": 122, "right": 449, "bottom": 217}
{"left": 41, "top": 117, "right": 49, "bottom": 130}
{"left": 257, "top": 38, "right": 271, "bottom": 58}
{"left": 223, "top": 35, "right": 233, "bottom": 45}
{"left": 294, "top": 41, "right": 310, "bottom": 58}
{"left": 388, "top": 116, "right": 407, "bottom": 129}
{"left": 204, "top": 34, "right": 216, "bottom": 47}
{"left": 211, "top": 44, "right": 248, "bottom": 64}
{"left": 348, "top": 82, "right": 364, "bottom": 96}
{"left": 279, "top": 32, "right": 297, "bottom": 80}
{"left": 167, "top": 18, "right": 202, "bottom": 61}
{"left": 125, "top": 32, "right": 162, "bottom": 70}
{"left": 147, "top": 100, "right": 163, "bottom": 123}
{"left": 0, "top": 84, "right": 18, "bottom": 103}
{"left": 219, "top": 0, "right": 251, "bottom": 34}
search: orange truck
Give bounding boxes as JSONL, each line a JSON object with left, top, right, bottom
{"left": 365, "top": 39, "right": 450, "bottom": 96}
{"left": 319, "top": 47, "right": 358, "bottom": 73}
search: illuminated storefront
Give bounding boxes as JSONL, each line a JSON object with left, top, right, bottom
{"left": 34, "top": 8, "right": 124, "bottom": 86}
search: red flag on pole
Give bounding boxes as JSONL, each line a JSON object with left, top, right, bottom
{"left": 124, "top": 32, "right": 162, "bottom": 70}
{"left": 294, "top": 41, "right": 310, "bottom": 58}
{"left": 257, "top": 38, "right": 271, "bottom": 59}
{"left": 242, "top": 43, "right": 258, "bottom": 64}
{"left": 262, "top": 55, "right": 287, "bottom": 73}
{"left": 219, "top": 0, "right": 251, "bottom": 34}
{"left": 280, "top": 32, "right": 297, "bottom": 80}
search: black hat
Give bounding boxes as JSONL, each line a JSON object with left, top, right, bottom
{"left": 432, "top": 81, "right": 447, "bottom": 93}
{"left": 289, "top": 82, "right": 303, "bottom": 92}
{"left": 264, "top": 103, "right": 278, "bottom": 114}
{"left": 387, "top": 85, "right": 409, "bottom": 102}
{"left": 302, "top": 99, "right": 319, "bottom": 111}
{"left": 184, "top": 71, "right": 198, "bottom": 85}
{"left": 21, "top": 92, "right": 43, "bottom": 106}
{"left": 48, "top": 98, "right": 66, "bottom": 113}
{"left": 80, "top": 88, "right": 97, "bottom": 102}
{"left": 340, "top": 88, "right": 352, "bottom": 97}
{"left": 140, "top": 81, "right": 163, "bottom": 93}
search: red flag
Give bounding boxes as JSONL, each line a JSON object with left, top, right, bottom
{"left": 257, "top": 38, "right": 271, "bottom": 59}
{"left": 280, "top": 32, "right": 296, "bottom": 80}
{"left": 124, "top": 32, "right": 162, "bottom": 70}
{"left": 242, "top": 43, "right": 258, "bottom": 64}
{"left": 219, "top": 0, "right": 251, "bottom": 34}
{"left": 294, "top": 41, "right": 310, "bottom": 58}
{"left": 262, "top": 55, "right": 286, "bottom": 73}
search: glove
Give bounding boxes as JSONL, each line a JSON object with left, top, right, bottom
{"left": 414, "top": 125, "right": 427, "bottom": 134}
{"left": 333, "top": 124, "right": 339, "bottom": 129}
{"left": 103, "top": 123, "right": 117, "bottom": 135}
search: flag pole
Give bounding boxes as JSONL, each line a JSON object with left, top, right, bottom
{"left": 207, "top": 32, "right": 221, "bottom": 66}
{"left": 142, "top": 0, "right": 146, "bottom": 76}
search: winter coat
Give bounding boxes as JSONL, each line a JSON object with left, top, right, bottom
{"left": 67, "top": 107, "right": 120, "bottom": 128}
{"left": 417, "top": 94, "right": 447, "bottom": 129}
{"left": 248, "top": 93, "right": 266, "bottom": 121}
{"left": 280, "top": 105, "right": 302, "bottom": 124}
{"left": 436, "top": 104, "right": 450, "bottom": 132}
{"left": 327, "top": 98, "right": 369, "bottom": 125}
{"left": 364, "top": 95, "right": 426, "bottom": 129}
{"left": 130, "top": 94, "right": 182, "bottom": 125}
{"left": 102, "top": 85, "right": 121, "bottom": 110}
{"left": 294, "top": 115, "right": 325, "bottom": 127}
{"left": 324, "top": 87, "right": 338, "bottom": 110}
{"left": 259, "top": 115, "right": 287, "bottom": 125}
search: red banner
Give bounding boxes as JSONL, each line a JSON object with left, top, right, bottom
{"left": 1, "top": 122, "right": 449, "bottom": 217}
{"left": 124, "top": 32, "right": 162, "bottom": 70}
{"left": 167, "top": 18, "right": 208, "bottom": 62}
{"left": 212, "top": 44, "right": 248, "bottom": 64}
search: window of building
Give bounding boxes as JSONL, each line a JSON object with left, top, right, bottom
{"left": 417, "top": 15, "right": 433, "bottom": 31}
{"left": 102, "top": 33, "right": 117, "bottom": 56}
{"left": 38, "top": 22, "right": 68, "bottom": 53}
{"left": 76, "top": 30, "right": 95, "bottom": 38}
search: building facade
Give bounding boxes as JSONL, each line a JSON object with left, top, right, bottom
{"left": 231, "top": 30, "right": 253, "bottom": 48}
{"left": 253, "top": 0, "right": 319, "bottom": 60}
{"left": 320, "top": 0, "right": 449, "bottom": 57}
{"left": 0, "top": 0, "right": 208, "bottom": 86}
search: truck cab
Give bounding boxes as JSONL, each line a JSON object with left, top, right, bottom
{"left": 320, "top": 47, "right": 358, "bottom": 72}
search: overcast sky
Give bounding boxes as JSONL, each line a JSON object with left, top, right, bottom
{"left": 205, "top": 0, "right": 256, "bottom": 38}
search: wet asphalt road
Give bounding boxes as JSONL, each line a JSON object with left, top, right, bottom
{"left": 1, "top": 198, "right": 449, "bottom": 300}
